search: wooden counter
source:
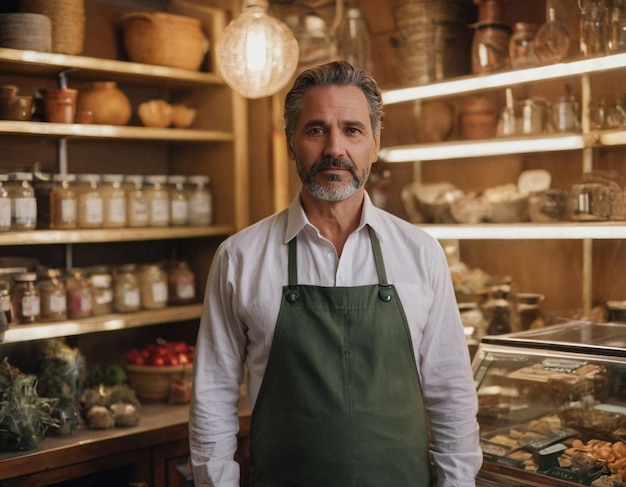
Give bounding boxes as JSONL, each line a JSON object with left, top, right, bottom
{"left": 0, "top": 404, "right": 252, "bottom": 487}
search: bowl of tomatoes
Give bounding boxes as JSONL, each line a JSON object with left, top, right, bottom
{"left": 125, "top": 340, "right": 194, "bottom": 402}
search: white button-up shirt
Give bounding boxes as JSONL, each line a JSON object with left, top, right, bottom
{"left": 189, "top": 193, "right": 482, "bottom": 487}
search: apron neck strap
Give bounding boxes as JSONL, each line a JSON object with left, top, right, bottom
{"left": 288, "top": 226, "right": 388, "bottom": 287}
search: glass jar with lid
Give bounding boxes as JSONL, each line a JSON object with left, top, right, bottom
{"left": 76, "top": 174, "right": 103, "bottom": 229}
{"left": 139, "top": 263, "right": 168, "bottom": 309}
{"left": 187, "top": 175, "right": 213, "bottom": 226}
{"left": 101, "top": 174, "right": 127, "bottom": 228}
{"left": 144, "top": 175, "right": 170, "bottom": 227}
{"left": 168, "top": 175, "right": 189, "bottom": 226}
{"left": 0, "top": 284, "right": 12, "bottom": 324}
{"left": 113, "top": 263, "right": 141, "bottom": 313}
{"left": 0, "top": 174, "right": 10, "bottom": 232}
{"left": 168, "top": 260, "right": 196, "bottom": 305}
{"left": 66, "top": 268, "right": 94, "bottom": 319}
{"left": 50, "top": 173, "right": 78, "bottom": 229}
{"left": 11, "top": 272, "right": 40, "bottom": 324}
{"left": 90, "top": 265, "right": 114, "bottom": 316}
{"left": 124, "top": 175, "right": 149, "bottom": 228}
{"left": 7, "top": 172, "right": 37, "bottom": 231}
{"left": 38, "top": 268, "right": 68, "bottom": 322}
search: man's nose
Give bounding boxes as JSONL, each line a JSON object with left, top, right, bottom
{"left": 323, "top": 129, "right": 346, "bottom": 158}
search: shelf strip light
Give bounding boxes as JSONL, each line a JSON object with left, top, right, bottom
{"left": 382, "top": 53, "right": 626, "bottom": 105}
{"left": 378, "top": 135, "right": 586, "bottom": 163}
{"left": 419, "top": 223, "right": 626, "bottom": 240}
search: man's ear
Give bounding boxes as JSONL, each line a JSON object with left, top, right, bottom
{"left": 286, "top": 130, "right": 295, "bottom": 160}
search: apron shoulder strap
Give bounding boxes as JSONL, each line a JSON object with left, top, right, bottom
{"left": 368, "top": 226, "right": 389, "bottom": 287}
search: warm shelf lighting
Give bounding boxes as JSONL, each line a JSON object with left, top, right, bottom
{"left": 216, "top": 0, "right": 299, "bottom": 99}
{"left": 378, "top": 134, "right": 586, "bottom": 163}
{"left": 381, "top": 53, "right": 626, "bottom": 105}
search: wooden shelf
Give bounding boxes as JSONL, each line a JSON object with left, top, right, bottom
{"left": 418, "top": 222, "right": 626, "bottom": 240}
{"left": 0, "top": 47, "right": 222, "bottom": 88}
{"left": 2, "top": 304, "right": 203, "bottom": 344}
{"left": 0, "top": 225, "right": 233, "bottom": 246}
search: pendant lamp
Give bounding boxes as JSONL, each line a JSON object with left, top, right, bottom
{"left": 216, "top": 0, "right": 300, "bottom": 99}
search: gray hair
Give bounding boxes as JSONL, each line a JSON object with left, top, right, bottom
{"left": 284, "top": 61, "right": 384, "bottom": 150}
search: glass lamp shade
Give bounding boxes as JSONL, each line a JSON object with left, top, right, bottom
{"left": 216, "top": 1, "right": 300, "bottom": 99}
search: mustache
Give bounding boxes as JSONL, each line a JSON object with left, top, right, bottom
{"left": 311, "top": 156, "right": 357, "bottom": 175}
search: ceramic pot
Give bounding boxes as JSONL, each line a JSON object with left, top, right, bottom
{"left": 76, "top": 82, "right": 131, "bottom": 126}
{"left": 0, "top": 95, "right": 34, "bottom": 121}
{"left": 42, "top": 88, "right": 77, "bottom": 123}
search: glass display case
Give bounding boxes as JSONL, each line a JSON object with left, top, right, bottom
{"left": 472, "top": 321, "right": 626, "bottom": 487}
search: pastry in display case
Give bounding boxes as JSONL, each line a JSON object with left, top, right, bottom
{"left": 472, "top": 321, "right": 626, "bottom": 486}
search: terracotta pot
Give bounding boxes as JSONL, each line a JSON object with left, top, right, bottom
{"left": 76, "top": 82, "right": 131, "bottom": 126}
{"left": 42, "top": 88, "right": 77, "bottom": 123}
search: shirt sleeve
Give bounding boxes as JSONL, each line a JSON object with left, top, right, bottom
{"left": 419, "top": 243, "right": 483, "bottom": 486}
{"left": 188, "top": 241, "right": 247, "bottom": 487}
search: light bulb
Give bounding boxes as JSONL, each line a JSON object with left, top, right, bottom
{"left": 216, "top": 0, "right": 300, "bottom": 99}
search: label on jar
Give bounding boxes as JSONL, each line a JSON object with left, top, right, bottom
{"left": 60, "top": 198, "right": 77, "bottom": 223}
{"left": 151, "top": 281, "right": 168, "bottom": 303}
{"left": 106, "top": 197, "right": 126, "bottom": 224}
{"left": 82, "top": 197, "right": 103, "bottom": 224}
{"left": 47, "top": 293, "right": 67, "bottom": 314}
{"left": 0, "top": 198, "right": 10, "bottom": 229}
{"left": 21, "top": 295, "right": 40, "bottom": 317}
{"left": 150, "top": 198, "right": 169, "bottom": 225}
{"left": 124, "top": 288, "right": 140, "bottom": 308}
{"left": 189, "top": 195, "right": 211, "bottom": 225}
{"left": 128, "top": 199, "right": 149, "bottom": 226}
{"left": 12, "top": 197, "right": 37, "bottom": 225}
{"left": 177, "top": 282, "right": 196, "bottom": 300}
{"left": 171, "top": 200, "right": 189, "bottom": 224}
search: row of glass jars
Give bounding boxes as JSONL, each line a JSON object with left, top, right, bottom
{"left": 0, "top": 172, "right": 213, "bottom": 232}
{"left": 4, "top": 261, "right": 196, "bottom": 325}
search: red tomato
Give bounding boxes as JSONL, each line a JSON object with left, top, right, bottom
{"left": 150, "top": 356, "right": 165, "bottom": 366}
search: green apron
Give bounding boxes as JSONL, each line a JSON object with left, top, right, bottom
{"left": 250, "top": 227, "right": 431, "bottom": 486}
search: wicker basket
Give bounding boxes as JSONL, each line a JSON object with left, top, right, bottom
{"left": 126, "top": 363, "right": 192, "bottom": 402}
{"left": 119, "top": 12, "right": 209, "bottom": 71}
{"left": 20, "top": 0, "right": 84, "bottom": 55}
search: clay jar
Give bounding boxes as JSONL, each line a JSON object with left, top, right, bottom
{"left": 0, "top": 85, "right": 34, "bottom": 121}
{"left": 76, "top": 82, "right": 131, "bottom": 126}
{"left": 459, "top": 94, "right": 499, "bottom": 139}
{"left": 42, "top": 88, "right": 77, "bottom": 123}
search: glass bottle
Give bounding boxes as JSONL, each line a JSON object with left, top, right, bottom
{"left": 113, "top": 263, "right": 141, "bottom": 313}
{"left": 76, "top": 174, "right": 103, "bottom": 229}
{"left": 0, "top": 174, "right": 10, "bottom": 232}
{"left": 145, "top": 175, "right": 170, "bottom": 227}
{"left": 509, "top": 22, "right": 540, "bottom": 69}
{"left": 11, "top": 272, "right": 40, "bottom": 324}
{"left": 50, "top": 173, "right": 78, "bottom": 229}
{"left": 337, "top": 7, "right": 372, "bottom": 72}
{"left": 139, "top": 264, "right": 168, "bottom": 309}
{"left": 0, "top": 284, "right": 12, "bottom": 324}
{"left": 610, "top": 0, "right": 626, "bottom": 51}
{"left": 90, "top": 265, "right": 114, "bottom": 316}
{"left": 534, "top": 6, "right": 570, "bottom": 64}
{"left": 168, "top": 260, "right": 196, "bottom": 305}
{"left": 39, "top": 268, "right": 68, "bottom": 322}
{"left": 168, "top": 175, "right": 189, "bottom": 226}
{"left": 580, "top": 0, "right": 609, "bottom": 57}
{"left": 101, "top": 174, "right": 127, "bottom": 228}
{"left": 187, "top": 175, "right": 212, "bottom": 226}
{"left": 7, "top": 172, "right": 37, "bottom": 231}
{"left": 66, "top": 268, "right": 94, "bottom": 319}
{"left": 125, "top": 175, "right": 149, "bottom": 228}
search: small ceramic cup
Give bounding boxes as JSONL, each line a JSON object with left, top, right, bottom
{"left": 0, "top": 95, "right": 34, "bottom": 121}
{"left": 42, "top": 88, "right": 78, "bottom": 123}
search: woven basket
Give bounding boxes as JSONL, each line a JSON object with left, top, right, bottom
{"left": 20, "top": 0, "right": 85, "bottom": 55}
{"left": 126, "top": 363, "right": 192, "bottom": 402}
{"left": 119, "top": 12, "right": 209, "bottom": 71}
{"left": 0, "top": 13, "right": 51, "bottom": 52}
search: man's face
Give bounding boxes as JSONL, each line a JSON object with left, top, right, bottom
{"left": 288, "top": 85, "right": 380, "bottom": 202}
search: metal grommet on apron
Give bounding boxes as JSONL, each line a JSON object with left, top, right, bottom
{"left": 250, "top": 226, "right": 431, "bottom": 486}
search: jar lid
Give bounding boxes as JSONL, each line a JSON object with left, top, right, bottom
{"left": 101, "top": 174, "right": 125, "bottom": 183}
{"left": 8, "top": 172, "right": 33, "bottom": 181}
{"left": 188, "top": 175, "right": 210, "bottom": 185}
{"left": 52, "top": 173, "right": 77, "bottom": 182}
{"left": 167, "top": 175, "right": 187, "bottom": 185}
{"left": 145, "top": 175, "right": 168, "bottom": 185}
{"left": 13, "top": 272, "right": 37, "bottom": 282}
{"left": 77, "top": 173, "right": 101, "bottom": 183}
{"left": 124, "top": 174, "right": 144, "bottom": 184}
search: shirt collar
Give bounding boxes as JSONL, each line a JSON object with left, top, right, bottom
{"left": 283, "top": 191, "right": 385, "bottom": 245}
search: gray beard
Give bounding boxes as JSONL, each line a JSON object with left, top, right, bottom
{"left": 296, "top": 156, "right": 368, "bottom": 202}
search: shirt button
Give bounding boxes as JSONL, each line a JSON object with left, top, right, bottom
{"left": 338, "top": 273, "right": 345, "bottom": 281}
{"left": 327, "top": 252, "right": 333, "bottom": 260}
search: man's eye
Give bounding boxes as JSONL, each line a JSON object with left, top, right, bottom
{"left": 346, "top": 127, "right": 362, "bottom": 135}
{"left": 308, "top": 127, "right": 325, "bottom": 136}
